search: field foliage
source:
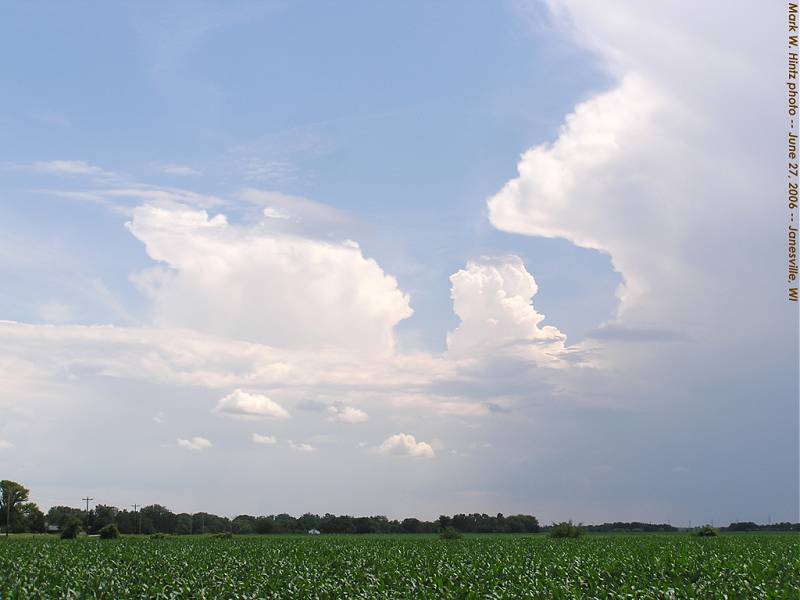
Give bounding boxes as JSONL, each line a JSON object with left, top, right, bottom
{"left": 0, "top": 533, "right": 797, "bottom": 598}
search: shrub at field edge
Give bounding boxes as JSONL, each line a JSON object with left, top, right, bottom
{"left": 694, "top": 525, "right": 719, "bottom": 537}
{"left": 99, "top": 524, "right": 120, "bottom": 539}
{"left": 60, "top": 519, "right": 81, "bottom": 540}
{"left": 439, "top": 527, "right": 463, "bottom": 540}
{"left": 549, "top": 521, "right": 582, "bottom": 538}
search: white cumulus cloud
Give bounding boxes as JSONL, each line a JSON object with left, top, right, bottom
{"left": 213, "top": 389, "right": 290, "bottom": 420}
{"left": 288, "top": 440, "right": 315, "bottom": 452}
{"left": 327, "top": 405, "right": 368, "bottom": 424}
{"left": 127, "top": 203, "right": 413, "bottom": 355}
{"left": 447, "top": 256, "right": 567, "bottom": 360}
{"left": 490, "top": 0, "right": 778, "bottom": 339}
{"left": 251, "top": 433, "right": 277, "bottom": 445}
{"left": 177, "top": 436, "right": 211, "bottom": 450}
{"left": 378, "top": 433, "right": 435, "bottom": 459}
{"left": 487, "top": 75, "right": 662, "bottom": 312}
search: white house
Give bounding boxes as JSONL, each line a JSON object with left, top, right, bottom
{"left": 307, "top": 528, "right": 321, "bottom": 535}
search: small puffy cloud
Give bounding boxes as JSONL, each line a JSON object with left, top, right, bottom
{"left": 327, "top": 405, "right": 368, "bottom": 424}
{"left": 447, "top": 256, "right": 566, "bottom": 361}
{"left": 177, "top": 436, "right": 211, "bottom": 451}
{"left": 0, "top": 440, "right": 13, "bottom": 450}
{"left": 251, "top": 433, "right": 277, "bottom": 445}
{"left": 153, "top": 411, "right": 165, "bottom": 424}
{"left": 288, "top": 440, "right": 315, "bottom": 452}
{"left": 212, "top": 389, "right": 290, "bottom": 420}
{"left": 378, "top": 433, "right": 435, "bottom": 459}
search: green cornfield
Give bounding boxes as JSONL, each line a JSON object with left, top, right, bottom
{"left": 0, "top": 533, "right": 798, "bottom": 599}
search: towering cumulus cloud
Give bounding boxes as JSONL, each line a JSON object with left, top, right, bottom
{"left": 488, "top": 74, "right": 662, "bottom": 314}
{"left": 127, "top": 204, "right": 413, "bottom": 355}
{"left": 447, "top": 256, "right": 566, "bottom": 361}
{"left": 489, "top": 1, "right": 780, "bottom": 334}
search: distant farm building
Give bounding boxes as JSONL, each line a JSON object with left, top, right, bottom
{"left": 308, "top": 529, "right": 321, "bottom": 535}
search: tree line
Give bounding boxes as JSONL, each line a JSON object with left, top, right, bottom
{"left": 45, "top": 505, "right": 543, "bottom": 536}
{"left": 582, "top": 522, "right": 677, "bottom": 533}
{"left": 723, "top": 521, "right": 800, "bottom": 532}
{"left": 3, "top": 480, "right": 798, "bottom": 536}
{"left": 2, "top": 479, "right": 542, "bottom": 535}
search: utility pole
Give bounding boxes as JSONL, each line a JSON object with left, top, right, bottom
{"left": 82, "top": 497, "right": 93, "bottom": 534}
{"left": 132, "top": 504, "right": 141, "bottom": 535}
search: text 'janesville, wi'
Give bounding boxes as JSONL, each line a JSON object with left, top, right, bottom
{"left": 787, "top": 3, "right": 798, "bottom": 301}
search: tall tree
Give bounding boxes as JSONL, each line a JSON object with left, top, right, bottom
{"left": 174, "top": 513, "right": 193, "bottom": 535}
{"left": 92, "top": 505, "right": 117, "bottom": 533}
{"left": 46, "top": 506, "right": 84, "bottom": 530}
{"left": 19, "top": 503, "right": 45, "bottom": 533}
{"left": 0, "top": 480, "right": 29, "bottom": 536}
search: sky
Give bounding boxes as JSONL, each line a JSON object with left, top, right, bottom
{"left": 0, "top": 1, "right": 797, "bottom": 525}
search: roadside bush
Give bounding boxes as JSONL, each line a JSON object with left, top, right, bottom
{"left": 213, "top": 531, "right": 233, "bottom": 539}
{"left": 549, "top": 521, "right": 581, "bottom": 539}
{"left": 695, "top": 525, "right": 718, "bottom": 537}
{"left": 60, "top": 519, "right": 81, "bottom": 540}
{"left": 150, "top": 533, "right": 167, "bottom": 540}
{"left": 439, "top": 527, "right": 463, "bottom": 540}
{"left": 99, "top": 524, "right": 120, "bottom": 539}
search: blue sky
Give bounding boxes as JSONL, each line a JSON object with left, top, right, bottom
{"left": 0, "top": 1, "right": 796, "bottom": 524}
{"left": 1, "top": 1, "right": 619, "bottom": 349}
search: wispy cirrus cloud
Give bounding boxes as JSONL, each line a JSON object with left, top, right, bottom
{"left": 238, "top": 189, "right": 353, "bottom": 226}
{"left": 4, "top": 160, "right": 122, "bottom": 186}
{"left": 12, "top": 160, "right": 114, "bottom": 177}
